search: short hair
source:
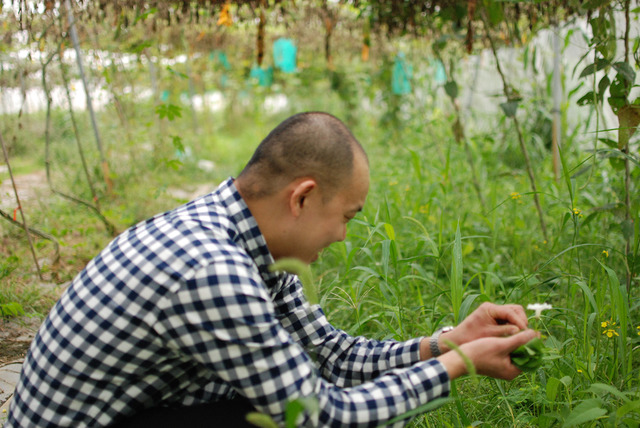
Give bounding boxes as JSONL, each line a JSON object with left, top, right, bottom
{"left": 238, "top": 112, "right": 367, "bottom": 200}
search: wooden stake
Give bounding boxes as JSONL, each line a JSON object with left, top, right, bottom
{"left": 64, "top": 0, "right": 112, "bottom": 195}
{"left": 483, "top": 15, "right": 549, "bottom": 242}
{"left": 0, "top": 130, "right": 43, "bottom": 281}
{"left": 551, "top": 23, "right": 561, "bottom": 183}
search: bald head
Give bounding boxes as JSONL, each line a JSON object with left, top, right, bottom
{"left": 237, "top": 112, "right": 367, "bottom": 201}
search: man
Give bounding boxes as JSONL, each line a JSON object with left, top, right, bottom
{"left": 7, "top": 112, "right": 536, "bottom": 427}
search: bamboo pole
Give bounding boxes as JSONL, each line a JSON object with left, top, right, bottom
{"left": 145, "top": 48, "right": 168, "bottom": 153}
{"left": 46, "top": 16, "right": 117, "bottom": 236}
{"left": 64, "top": 0, "right": 112, "bottom": 195}
{"left": 257, "top": 1, "right": 266, "bottom": 66}
{"left": 622, "top": 0, "right": 632, "bottom": 293}
{"left": 551, "top": 23, "right": 561, "bottom": 183}
{"left": 58, "top": 57, "right": 101, "bottom": 209}
{"left": 0, "top": 208, "right": 60, "bottom": 264}
{"left": 56, "top": 57, "right": 117, "bottom": 236}
{"left": 483, "top": 16, "right": 549, "bottom": 242}
{"left": 436, "top": 52, "right": 486, "bottom": 209}
{"left": 0, "top": 130, "right": 43, "bottom": 280}
{"left": 186, "top": 59, "right": 199, "bottom": 133}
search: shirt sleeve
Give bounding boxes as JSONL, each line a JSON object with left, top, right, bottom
{"left": 159, "top": 256, "right": 450, "bottom": 427}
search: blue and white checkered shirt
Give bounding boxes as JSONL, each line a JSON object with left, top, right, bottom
{"left": 7, "top": 178, "right": 449, "bottom": 427}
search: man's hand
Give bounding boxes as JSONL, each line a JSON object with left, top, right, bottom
{"left": 445, "top": 301, "right": 528, "bottom": 345}
{"left": 420, "top": 302, "right": 529, "bottom": 360}
{"left": 438, "top": 329, "right": 539, "bottom": 380}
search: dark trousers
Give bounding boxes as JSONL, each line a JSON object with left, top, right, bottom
{"left": 110, "top": 396, "right": 257, "bottom": 428}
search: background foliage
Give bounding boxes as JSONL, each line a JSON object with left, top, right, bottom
{"left": 1, "top": 0, "right": 640, "bottom": 426}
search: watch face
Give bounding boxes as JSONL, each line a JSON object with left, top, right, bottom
{"left": 443, "top": 326, "right": 455, "bottom": 332}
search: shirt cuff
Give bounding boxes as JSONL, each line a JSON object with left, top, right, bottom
{"left": 396, "top": 337, "right": 424, "bottom": 367}
{"left": 408, "top": 358, "right": 451, "bottom": 402}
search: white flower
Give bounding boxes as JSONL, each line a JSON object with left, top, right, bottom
{"left": 527, "top": 303, "right": 552, "bottom": 319}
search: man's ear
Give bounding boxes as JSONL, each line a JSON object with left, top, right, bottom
{"left": 289, "top": 179, "right": 317, "bottom": 217}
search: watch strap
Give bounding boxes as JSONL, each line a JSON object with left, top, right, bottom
{"left": 430, "top": 326, "right": 453, "bottom": 357}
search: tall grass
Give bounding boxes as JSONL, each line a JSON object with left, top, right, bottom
{"left": 317, "top": 95, "right": 638, "bottom": 426}
{"left": 1, "top": 68, "right": 638, "bottom": 427}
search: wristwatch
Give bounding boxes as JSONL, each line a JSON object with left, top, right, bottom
{"left": 430, "top": 326, "right": 455, "bottom": 357}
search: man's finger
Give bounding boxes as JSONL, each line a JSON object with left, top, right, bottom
{"left": 490, "top": 324, "right": 521, "bottom": 337}
{"left": 489, "top": 304, "right": 528, "bottom": 330}
{"left": 506, "top": 329, "right": 539, "bottom": 349}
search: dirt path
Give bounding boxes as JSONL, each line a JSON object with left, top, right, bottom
{"left": 0, "top": 169, "right": 51, "bottom": 213}
{"left": 0, "top": 315, "right": 42, "bottom": 416}
{"left": 0, "top": 317, "right": 40, "bottom": 367}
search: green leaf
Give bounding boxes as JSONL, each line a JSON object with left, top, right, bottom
{"left": 384, "top": 223, "right": 396, "bottom": 241}
{"left": 164, "top": 159, "right": 183, "bottom": 171}
{"left": 609, "top": 156, "right": 625, "bottom": 171}
{"left": 579, "top": 58, "right": 610, "bottom": 78}
{"left": 155, "top": 104, "right": 182, "bottom": 121}
{"left": 133, "top": 7, "right": 157, "bottom": 24}
{"left": 546, "top": 377, "right": 561, "bottom": 402}
{"left": 443, "top": 339, "right": 477, "bottom": 382}
{"left": 562, "top": 399, "right": 607, "bottom": 427}
{"left": 459, "top": 293, "right": 486, "bottom": 322}
{"left": 486, "top": 1, "right": 504, "bottom": 26}
{"left": 576, "top": 91, "right": 596, "bottom": 106}
{"left": 598, "top": 138, "right": 618, "bottom": 149}
{"left": 612, "top": 62, "right": 636, "bottom": 84}
{"left": 573, "top": 280, "right": 598, "bottom": 315}
{"left": 444, "top": 80, "right": 458, "bottom": 99}
{"left": 617, "top": 104, "right": 640, "bottom": 149}
{"left": 588, "top": 383, "right": 630, "bottom": 403}
{"left": 608, "top": 95, "right": 627, "bottom": 114}
{"left": 383, "top": 398, "right": 453, "bottom": 426}
{"left": 171, "top": 135, "right": 185, "bottom": 154}
{"left": 270, "top": 258, "right": 318, "bottom": 305}
{"left": 581, "top": 0, "right": 612, "bottom": 9}
{"left": 500, "top": 100, "right": 519, "bottom": 117}
{"left": 166, "top": 66, "right": 189, "bottom": 79}
{"left": 409, "top": 149, "right": 422, "bottom": 182}
{"left": 559, "top": 376, "right": 572, "bottom": 387}
{"left": 450, "top": 222, "right": 463, "bottom": 324}
{"left": 0, "top": 302, "right": 25, "bottom": 318}
{"left": 285, "top": 397, "right": 319, "bottom": 428}
{"left": 598, "top": 75, "right": 611, "bottom": 97}
{"left": 511, "top": 337, "right": 545, "bottom": 372}
{"left": 127, "top": 40, "right": 153, "bottom": 54}
{"left": 617, "top": 400, "right": 640, "bottom": 419}
{"left": 610, "top": 74, "right": 631, "bottom": 99}
{"left": 245, "top": 412, "right": 279, "bottom": 428}
{"left": 621, "top": 219, "right": 634, "bottom": 241}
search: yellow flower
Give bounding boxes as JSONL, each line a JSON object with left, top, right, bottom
{"left": 602, "top": 250, "right": 609, "bottom": 258}
{"left": 572, "top": 208, "right": 584, "bottom": 218}
{"left": 217, "top": 2, "right": 233, "bottom": 26}
{"left": 404, "top": 185, "right": 410, "bottom": 192}
{"left": 389, "top": 180, "right": 398, "bottom": 186}
{"left": 510, "top": 192, "right": 521, "bottom": 200}
{"left": 577, "top": 369, "right": 583, "bottom": 373}
{"left": 637, "top": 326, "right": 640, "bottom": 336}
{"left": 603, "top": 329, "right": 619, "bottom": 338}
{"left": 602, "top": 320, "right": 620, "bottom": 338}
{"left": 419, "top": 204, "right": 429, "bottom": 214}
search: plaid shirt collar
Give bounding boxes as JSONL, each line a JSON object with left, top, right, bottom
{"left": 214, "top": 177, "right": 282, "bottom": 288}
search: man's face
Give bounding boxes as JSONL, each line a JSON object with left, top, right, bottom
{"left": 295, "top": 154, "right": 369, "bottom": 263}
